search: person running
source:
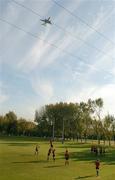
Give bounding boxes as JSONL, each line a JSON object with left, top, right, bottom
{"left": 65, "top": 149, "right": 69, "bottom": 166}
{"left": 47, "top": 148, "right": 51, "bottom": 161}
{"left": 35, "top": 144, "right": 39, "bottom": 155}
{"left": 95, "top": 159, "right": 100, "bottom": 176}
{"left": 49, "top": 139, "right": 54, "bottom": 152}
{"left": 52, "top": 148, "right": 56, "bottom": 162}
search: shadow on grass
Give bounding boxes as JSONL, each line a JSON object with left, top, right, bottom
{"left": 58, "top": 148, "right": 115, "bottom": 165}
{"left": 8, "top": 143, "right": 35, "bottom": 146}
{"left": 0, "top": 136, "right": 48, "bottom": 142}
{"left": 57, "top": 143, "right": 90, "bottom": 149}
{"left": 9, "top": 143, "right": 36, "bottom": 146}
{"left": 44, "top": 165, "right": 63, "bottom": 168}
{"left": 74, "top": 175, "right": 94, "bottom": 179}
{"left": 0, "top": 142, "right": 36, "bottom": 146}
{"left": 12, "top": 160, "right": 47, "bottom": 164}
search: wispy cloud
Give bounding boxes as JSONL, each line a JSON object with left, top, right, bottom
{"left": 0, "top": 93, "right": 9, "bottom": 104}
{"left": 0, "top": 0, "right": 115, "bottom": 119}
{"left": 90, "top": 83, "right": 115, "bottom": 116}
{"left": 84, "top": 42, "right": 115, "bottom": 77}
{"left": 16, "top": 0, "right": 82, "bottom": 72}
{"left": 18, "top": 29, "right": 51, "bottom": 71}
{"left": 65, "top": 83, "right": 115, "bottom": 117}
{"left": 31, "top": 77, "right": 54, "bottom": 101}
{"left": 73, "top": 6, "right": 115, "bottom": 49}
{"left": 0, "top": 82, "right": 9, "bottom": 104}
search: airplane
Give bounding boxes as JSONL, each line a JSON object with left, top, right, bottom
{"left": 40, "top": 17, "right": 52, "bottom": 26}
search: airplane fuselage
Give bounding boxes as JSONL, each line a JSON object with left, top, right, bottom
{"left": 40, "top": 18, "right": 52, "bottom": 25}
{"left": 44, "top": 19, "right": 51, "bottom": 24}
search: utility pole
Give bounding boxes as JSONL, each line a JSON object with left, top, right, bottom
{"left": 62, "top": 118, "right": 64, "bottom": 144}
{"left": 52, "top": 120, "right": 54, "bottom": 140}
{"left": 51, "top": 120, "right": 55, "bottom": 140}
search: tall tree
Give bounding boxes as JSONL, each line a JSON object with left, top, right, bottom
{"left": 5, "top": 111, "right": 18, "bottom": 135}
{"left": 104, "top": 114, "right": 114, "bottom": 146}
{"left": 80, "top": 102, "right": 92, "bottom": 142}
{"left": 88, "top": 98, "right": 103, "bottom": 144}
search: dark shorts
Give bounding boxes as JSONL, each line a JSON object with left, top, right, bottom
{"left": 65, "top": 157, "right": 69, "bottom": 160}
{"left": 96, "top": 167, "right": 99, "bottom": 169}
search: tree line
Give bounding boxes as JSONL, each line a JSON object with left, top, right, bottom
{"left": 0, "top": 111, "right": 37, "bottom": 136}
{"left": 0, "top": 98, "right": 115, "bottom": 145}
{"left": 35, "top": 98, "right": 115, "bottom": 145}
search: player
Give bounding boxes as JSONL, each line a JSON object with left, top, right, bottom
{"left": 35, "top": 144, "right": 39, "bottom": 155}
{"left": 52, "top": 148, "right": 56, "bottom": 162}
{"left": 95, "top": 159, "right": 100, "bottom": 176}
{"left": 50, "top": 139, "right": 53, "bottom": 149}
{"left": 47, "top": 148, "right": 51, "bottom": 161}
{"left": 65, "top": 149, "right": 69, "bottom": 166}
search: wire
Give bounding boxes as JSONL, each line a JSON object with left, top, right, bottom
{"left": 52, "top": 0, "right": 115, "bottom": 46}
{"left": 12, "top": 0, "right": 42, "bottom": 18}
{"left": 11, "top": 0, "right": 115, "bottom": 60}
{"left": 0, "top": 17, "right": 113, "bottom": 76}
{"left": 53, "top": 23, "right": 114, "bottom": 60}
{"left": 0, "top": 17, "right": 86, "bottom": 61}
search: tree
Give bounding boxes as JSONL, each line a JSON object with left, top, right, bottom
{"left": 34, "top": 107, "right": 51, "bottom": 137}
{"left": 80, "top": 102, "right": 92, "bottom": 142}
{"left": 17, "top": 118, "right": 27, "bottom": 135}
{"left": 104, "top": 114, "right": 114, "bottom": 146}
{"left": 5, "top": 111, "right": 18, "bottom": 135}
{"left": 111, "top": 116, "right": 115, "bottom": 144}
{"left": 88, "top": 98, "right": 103, "bottom": 144}
{"left": 0, "top": 115, "right": 5, "bottom": 134}
{"left": 45, "top": 104, "right": 57, "bottom": 140}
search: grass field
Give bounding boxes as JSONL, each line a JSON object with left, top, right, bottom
{"left": 0, "top": 136, "right": 115, "bottom": 180}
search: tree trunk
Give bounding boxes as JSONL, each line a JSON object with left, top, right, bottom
{"left": 103, "top": 139, "right": 105, "bottom": 145}
{"left": 109, "top": 138, "right": 111, "bottom": 146}
{"left": 85, "top": 135, "right": 87, "bottom": 143}
{"left": 76, "top": 136, "right": 78, "bottom": 142}
{"left": 98, "top": 135, "right": 100, "bottom": 145}
{"left": 91, "top": 136, "right": 94, "bottom": 144}
{"left": 80, "top": 136, "right": 82, "bottom": 143}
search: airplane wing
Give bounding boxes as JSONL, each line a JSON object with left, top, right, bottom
{"left": 40, "top": 19, "right": 45, "bottom": 22}
{"left": 42, "top": 22, "right": 46, "bottom": 26}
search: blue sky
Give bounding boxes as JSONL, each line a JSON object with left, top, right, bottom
{"left": 0, "top": 0, "right": 115, "bottom": 120}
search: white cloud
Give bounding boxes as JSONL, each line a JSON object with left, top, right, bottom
{"left": 0, "top": 93, "right": 9, "bottom": 104}
{"left": 1, "top": 0, "right": 115, "bottom": 120}
{"left": 18, "top": 35, "right": 50, "bottom": 71}
{"left": 31, "top": 77, "right": 54, "bottom": 101}
{"left": 18, "top": 32, "right": 66, "bottom": 72}
{"left": 75, "top": 7, "right": 115, "bottom": 49}
{"left": 65, "top": 83, "right": 115, "bottom": 116}
{"left": 17, "top": 104, "right": 39, "bottom": 121}
{"left": 16, "top": 0, "right": 82, "bottom": 72}
{"left": 39, "top": 34, "right": 74, "bottom": 68}
{"left": 111, "top": 66, "right": 115, "bottom": 76}
{"left": 0, "top": 82, "right": 9, "bottom": 104}
{"left": 86, "top": 43, "right": 115, "bottom": 77}
{"left": 91, "top": 84, "right": 115, "bottom": 116}
{"left": 70, "top": 40, "right": 115, "bottom": 83}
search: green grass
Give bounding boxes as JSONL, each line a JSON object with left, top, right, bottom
{"left": 0, "top": 136, "right": 115, "bottom": 180}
